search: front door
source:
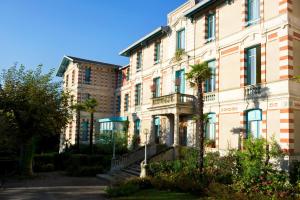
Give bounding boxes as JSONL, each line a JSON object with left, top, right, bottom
{"left": 179, "top": 125, "right": 187, "bottom": 146}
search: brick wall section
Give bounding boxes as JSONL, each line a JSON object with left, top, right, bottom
{"left": 241, "top": 0, "right": 247, "bottom": 29}
{"left": 279, "top": 31, "right": 294, "bottom": 79}
{"left": 279, "top": 0, "right": 293, "bottom": 14}
{"left": 261, "top": 43, "right": 267, "bottom": 83}
{"left": 240, "top": 48, "right": 247, "bottom": 87}
{"left": 280, "top": 108, "right": 294, "bottom": 154}
{"left": 262, "top": 110, "right": 267, "bottom": 135}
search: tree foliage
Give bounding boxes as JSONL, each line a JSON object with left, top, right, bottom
{"left": 186, "top": 62, "right": 212, "bottom": 174}
{"left": 0, "top": 65, "right": 71, "bottom": 175}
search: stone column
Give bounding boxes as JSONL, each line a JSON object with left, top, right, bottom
{"left": 173, "top": 113, "right": 180, "bottom": 146}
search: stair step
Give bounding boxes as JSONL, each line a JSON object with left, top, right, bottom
{"left": 121, "top": 168, "right": 140, "bottom": 176}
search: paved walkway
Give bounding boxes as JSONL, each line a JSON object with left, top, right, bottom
{"left": 0, "top": 172, "right": 110, "bottom": 200}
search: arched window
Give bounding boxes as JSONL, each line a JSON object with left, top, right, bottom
{"left": 246, "top": 109, "right": 262, "bottom": 138}
{"left": 205, "top": 113, "right": 216, "bottom": 140}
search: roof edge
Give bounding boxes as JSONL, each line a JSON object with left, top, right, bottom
{"left": 119, "top": 26, "right": 169, "bottom": 57}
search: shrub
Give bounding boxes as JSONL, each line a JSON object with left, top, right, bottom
{"left": 106, "top": 180, "right": 140, "bottom": 197}
{"left": 34, "top": 163, "right": 55, "bottom": 172}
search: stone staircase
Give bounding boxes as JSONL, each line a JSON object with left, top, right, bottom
{"left": 97, "top": 144, "right": 155, "bottom": 183}
{"left": 97, "top": 162, "right": 142, "bottom": 183}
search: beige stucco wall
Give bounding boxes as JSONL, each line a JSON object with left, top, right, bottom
{"left": 218, "top": 0, "right": 242, "bottom": 39}
{"left": 267, "top": 110, "right": 280, "bottom": 143}
{"left": 293, "top": 0, "right": 300, "bottom": 20}
{"left": 294, "top": 40, "right": 300, "bottom": 76}
{"left": 264, "top": 0, "right": 279, "bottom": 20}
{"left": 294, "top": 110, "right": 300, "bottom": 154}
{"left": 266, "top": 39, "right": 280, "bottom": 82}
{"left": 219, "top": 113, "right": 240, "bottom": 150}
{"left": 219, "top": 51, "right": 240, "bottom": 90}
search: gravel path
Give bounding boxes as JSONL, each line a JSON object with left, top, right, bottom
{"left": 0, "top": 172, "right": 110, "bottom": 200}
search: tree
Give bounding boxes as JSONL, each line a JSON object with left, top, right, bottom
{"left": 186, "top": 62, "right": 212, "bottom": 174}
{"left": 71, "top": 102, "right": 85, "bottom": 152}
{"left": 83, "top": 98, "right": 98, "bottom": 154}
{"left": 0, "top": 65, "right": 71, "bottom": 175}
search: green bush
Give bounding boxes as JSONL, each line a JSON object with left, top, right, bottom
{"left": 34, "top": 163, "right": 55, "bottom": 172}
{"left": 106, "top": 180, "right": 140, "bottom": 197}
{"left": 65, "top": 154, "right": 111, "bottom": 176}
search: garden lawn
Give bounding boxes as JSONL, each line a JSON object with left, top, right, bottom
{"left": 113, "top": 189, "right": 200, "bottom": 200}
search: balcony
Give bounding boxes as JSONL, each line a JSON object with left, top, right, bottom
{"left": 204, "top": 92, "right": 216, "bottom": 102}
{"left": 149, "top": 93, "right": 195, "bottom": 114}
{"left": 244, "top": 84, "right": 268, "bottom": 100}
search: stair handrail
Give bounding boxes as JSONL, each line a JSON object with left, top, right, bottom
{"left": 111, "top": 144, "right": 157, "bottom": 172}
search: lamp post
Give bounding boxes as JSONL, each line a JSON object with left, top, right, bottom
{"left": 144, "top": 129, "right": 148, "bottom": 165}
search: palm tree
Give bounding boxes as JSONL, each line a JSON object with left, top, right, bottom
{"left": 186, "top": 61, "right": 212, "bottom": 174}
{"left": 83, "top": 98, "right": 98, "bottom": 154}
{"left": 71, "top": 102, "right": 85, "bottom": 152}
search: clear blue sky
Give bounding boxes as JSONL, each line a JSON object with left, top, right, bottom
{"left": 0, "top": 0, "right": 186, "bottom": 76}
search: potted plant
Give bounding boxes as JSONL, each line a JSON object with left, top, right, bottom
{"left": 174, "top": 48, "right": 186, "bottom": 62}
{"left": 205, "top": 139, "right": 216, "bottom": 148}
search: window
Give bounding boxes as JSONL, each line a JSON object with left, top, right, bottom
{"left": 154, "top": 42, "right": 161, "bottom": 63}
{"left": 116, "top": 95, "right": 121, "bottom": 113}
{"left": 205, "top": 113, "right": 216, "bottom": 141}
{"left": 246, "top": 45, "right": 261, "bottom": 85}
{"left": 136, "top": 51, "right": 142, "bottom": 71}
{"left": 154, "top": 117, "right": 160, "bottom": 144}
{"left": 84, "top": 67, "right": 91, "bottom": 84}
{"left": 153, "top": 77, "right": 161, "bottom": 97}
{"left": 118, "top": 71, "right": 122, "bottom": 87}
{"left": 176, "top": 29, "right": 185, "bottom": 50}
{"left": 135, "top": 83, "right": 142, "bottom": 106}
{"left": 246, "top": 109, "right": 262, "bottom": 138}
{"left": 72, "top": 70, "right": 75, "bottom": 85}
{"left": 206, "top": 13, "right": 216, "bottom": 41}
{"left": 126, "top": 67, "right": 130, "bottom": 81}
{"left": 175, "top": 69, "right": 185, "bottom": 93}
{"left": 82, "top": 93, "right": 90, "bottom": 102}
{"left": 205, "top": 60, "right": 216, "bottom": 93}
{"left": 65, "top": 75, "right": 69, "bottom": 87}
{"left": 124, "top": 94, "right": 129, "bottom": 112}
{"left": 134, "top": 119, "right": 141, "bottom": 136}
{"left": 247, "top": 0, "right": 260, "bottom": 25}
{"left": 81, "top": 121, "right": 89, "bottom": 141}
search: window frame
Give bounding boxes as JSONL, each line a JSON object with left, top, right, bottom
{"left": 136, "top": 51, "right": 142, "bottom": 71}
{"left": 206, "top": 13, "right": 216, "bottom": 42}
{"left": 154, "top": 42, "right": 161, "bottom": 64}
{"left": 84, "top": 67, "right": 91, "bottom": 84}
{"left": 246, "top": 45, "right": 261, "bottom": 86}
{"left": 205, "top": 113, "right": 216, "bottom": 141}
{"left": 135, "top": 83, "right": 142, "bottom": 106}
{"left": 176, "top": 29, "right": 185, "bottom": 50}
{"left": 205, "top": 60, "right": 216, "bottom": 93}
{"left": 247, "top": 0, "right": 260, "bottom": 26}
{"left": 153, "top": 77, "right": 161, "bottom": 97}
{"left": 134, "top": 119, "right": 141, "bottom": 136}
{"left": 246, "top": 109, "right": 262, "bottom": 138}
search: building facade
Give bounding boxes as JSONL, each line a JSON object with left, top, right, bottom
{"left": 117, "top": 0, "right": 300, "bottom": 155}
{"left": 57, "top": 56, "right": 121, "bottom": 149}
{"left": 58, "top": 0, "right": 300, "bottom": 157}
